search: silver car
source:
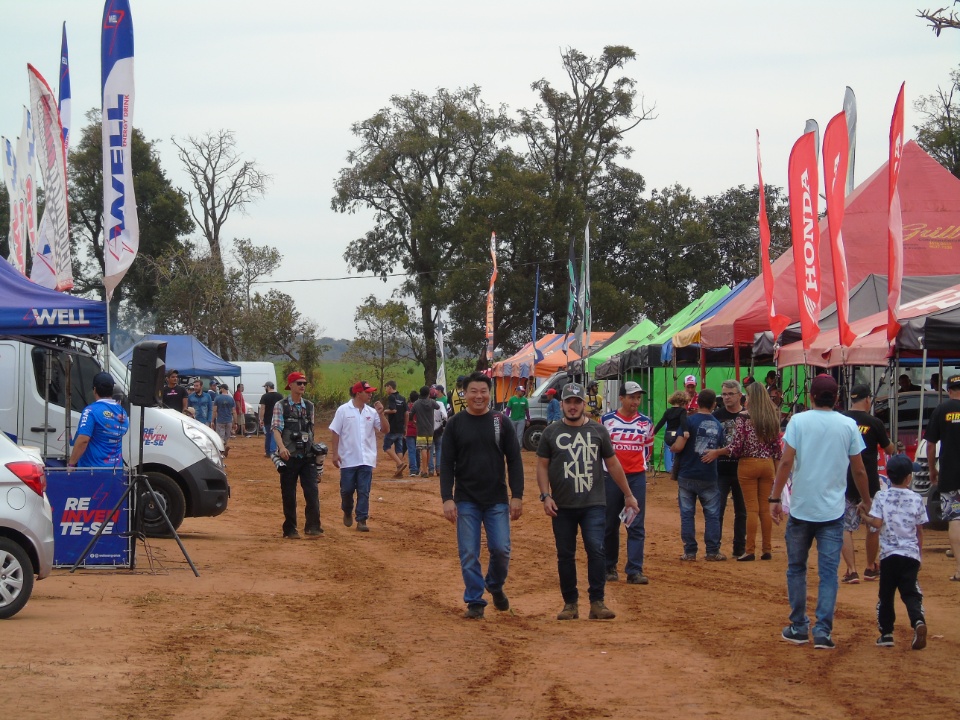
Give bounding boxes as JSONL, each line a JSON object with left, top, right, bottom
{"left": 0, "top": 433, "right": 54, "bottom": 619}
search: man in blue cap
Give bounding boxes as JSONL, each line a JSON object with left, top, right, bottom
{"left": 68, "top": 372, "right": 130, "bottom": 469}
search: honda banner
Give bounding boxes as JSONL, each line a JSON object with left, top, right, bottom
{"left": 788, "top": 131, "right": 821, "bottom": 350}
{"left": 822, "top": 111, "right": 855, "bottom": 347}
{"left": 887, "top": 82, "right": 905, "bottom": 342}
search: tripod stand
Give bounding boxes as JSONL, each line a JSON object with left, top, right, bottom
{"left": 70, "top": 407, "right": 199, "bottom": 576}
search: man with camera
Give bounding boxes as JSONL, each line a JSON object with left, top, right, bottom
{"left": 272, "top": 372, "right": 323, "bottom": 539}
{"left": 329, "top": 381, "right": 389, "bottom": 532}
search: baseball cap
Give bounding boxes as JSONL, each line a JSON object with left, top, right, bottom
{"left": 516, "top": 385, "right": 526, "bottom": 392}
{"left": 621, "top": 381, "right": 646, "bottom": 396}
{"left": 849, "top": 383, "right": 872, "bottom": 401}
{"left": 165, "top": 368, "right": 179, "bottom": 378}
{"left": 562, "top": 383, "right": 586, "bottom": 401}
{"left": 351, "top": 381, "right": 377, "bottom": 394}
{"left": 684, "top": 374, "right": 697, "bottom": 386}
{"left": 545, "top": 388, "right": 557, "bottom": 396}
{"left": 810, "top": 374, "right": 838, "bottom": 400}
{"left": 947, "top": 374, "right": 960, "bottom": 390}
{"left": 885, "top": 454, "right": 921, "bottom": 483}
{"left": 263, "top": 381, "right": 275, "bottom": 389}
{"left": 285, "top": 372, "right": 306, "bottom": 389}
{"left": 92, "top": 371, "right": 115, "bottom": 391}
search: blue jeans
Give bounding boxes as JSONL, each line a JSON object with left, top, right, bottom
{"left": 264, "top": 429, "right": 277, "bottom": 456}
{"left": 432, "top": 435, "right": 442, "bottom": 472}
{"left": 456, "top": 502, "right": 511, "bottom": 606}
{"left": 604, "top": 472, "right": 647, "bottom": 574}
{"left": 340, "top": 465, "right": 373, "bottom": 522}
{"left": 677, "top": 476, "right": 722, "bottom": 555}
{"left": 785, "top": 515, "right": 843, "bottom": 639}
{"left": 552, "top": 505, "right": 606, "bottom": 604}
{"left": 406, "top": 437, "right": 419, "bottom": 475}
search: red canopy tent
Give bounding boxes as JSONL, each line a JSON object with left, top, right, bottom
{"left": 701, "top": 142, "right": 960, "bottom": 349}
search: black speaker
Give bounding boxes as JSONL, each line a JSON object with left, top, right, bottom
{"left": 128, "top": 340, "right": 167, "bottom": 407}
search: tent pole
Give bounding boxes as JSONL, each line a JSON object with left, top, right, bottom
{"left": 917, "top": 347, "right": 928, "bottom": 456}
{"left": 892, "top": 352, "right": 900, "bottom": 445}
{"left": 700, "top": 346, "right": 707, "bottom": 387}
{"left": 733, "top": 343, "right": 740, "bottom": 382}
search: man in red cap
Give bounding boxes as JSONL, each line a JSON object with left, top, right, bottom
{"left": 329, "top": 380, "right": 389, "bottom": 532}
{"left": 272, "top": 372, "right": 322, "bottom": 539}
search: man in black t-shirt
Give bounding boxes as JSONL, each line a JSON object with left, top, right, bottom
{"left": 160, "top": 369, "right": 188, "bottom": 413}
{"left": 382, "top": 380, "right": 409, "bottom": 478}
{"left": 925, "top": 373, "right": 960, "bottom": 581}
{"left": 840, "top": 384, "right": 896, "bottom": 583}
{"left": 440, "top": 372, "right": 523, "bottom": 619}
{"left": 258, "top": 380, "right": 284, "bottom": 457}
{"left": 714, "top": 380, "right": 747, "bottom": 558}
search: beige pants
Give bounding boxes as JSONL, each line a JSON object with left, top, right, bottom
{"left": 738, "top": 457, "right": 775, "bottom": 555}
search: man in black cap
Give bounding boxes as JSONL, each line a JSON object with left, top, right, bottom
{"left": 160, "top": 369, "right": 188, "bottom": 413}
{"left": 68, "top": 372, "right": 129, "bottom": 469}
{"left": 924, "top": 372, "right": 960, "bottom": 581}
{"left": 840, "top": 383, "right": 897, "bottom": 583}
{"left": 770, "top": 374, "right": 870, "bottom": 650}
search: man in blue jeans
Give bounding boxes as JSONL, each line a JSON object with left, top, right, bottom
{"left": 672, "top": 388, "right": 726, "bottom": 562}
{"left": 537, "top": 383, "right": 639, "bottom": 621}
{"left": 770, "top": 374, "right": 870, "bottom": 649}
{"left": 440, "top": 372, "right": 524, "bottom": 619}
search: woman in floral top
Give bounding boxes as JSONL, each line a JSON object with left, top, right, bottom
{"left": 705, "top": 382, "right": 782, "bottom": 561}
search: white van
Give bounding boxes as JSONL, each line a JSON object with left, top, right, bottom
{"left": 0, "top": 339, "right": 229, "bottom": 535}
{"left": 217, "top": 361, "right": 277, "bottom": 425}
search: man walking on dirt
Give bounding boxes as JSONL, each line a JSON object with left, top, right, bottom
{"left": 537, "top": 383, "right": 639, "bottom": 621}
{"left": 714, "top": 380, "right": 747, "bottom": 559}
{"left": 440, "top": 372, "right": 524, "bottom": 619}
{"left": 329, "top": 381, "right": 389, "bottom": 532}
{"left": 272, "top": 372, "right": 322, "bottom": 539}
{"left": 259, "top": 381, "right": 284, "bottom": 457}
{"left": 507, "top": 385, "right": 530, "bottom": 449}
{"left": 770, "top": 374, "right": 870, "bottom": 649}
{"left": 925, "top": 373, "right": 960, "bottom": 582}
{"left": 382, "top": 380, "right": 409, "bottom": 478}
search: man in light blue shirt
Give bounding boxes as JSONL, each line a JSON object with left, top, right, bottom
{"left": 769, "top": 374, "right": 870, "bottom": 650}
{"left": 187, "top": 379, "right": 213, "bottom": 426}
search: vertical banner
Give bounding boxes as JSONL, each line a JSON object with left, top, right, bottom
{"left": 822, "top": 112, "right": 855, "bottom": 347}
{"left": 102, "top": 0, "right": 139, "bottom": 300}
{"left": 60, "top": 23, "right": 72, "bottom": 149}
{"left": 843, "top": 87, "right": 857, "bottom": 195}
{"left": 435, "top": 317, "right": 447, "bottom": 391}
{"left": 28, "top": 66, "right": 73, "bottom": 291}
{"left": 788, "top": 131, "right": 821, "bottom": 350}
{"left": 1, "top": 134, "right": 23, "bottom": 272}
{"left": 757, "top": 131, "right": 790, "bottom": 339}
{"left": 531, "top": 264, "right": 543, "bottom": 367}
{"left": 484, "top": 232, "right": 497, "bottom": 364}
{"left": 887, "top": 82, "right": 905, "bottom": 342}
{"left": 579, "top": 220, "right": 592, "bottom": 356}
{"left": 564, "top": 235, "right": 579, "bottom": 338}
{"left": 7, "top": 109, "right": 37, "bottom": 276}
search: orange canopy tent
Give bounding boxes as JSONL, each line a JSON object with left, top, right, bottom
{"left": 532, "top": 333, "right": 615, "bottom": 378}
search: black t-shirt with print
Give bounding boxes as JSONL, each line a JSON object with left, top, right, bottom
{"left": 924, "top": 398, "right": 960, "bottom": 493}
{"left": 843, "top": 409, "right": 890, "bottom": 501}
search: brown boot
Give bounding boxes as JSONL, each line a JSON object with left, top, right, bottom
{"left": 556, "top": 602, "right": 579, "bottom": 620}
{"left": 589, "top": 600, "right": 616, "bottom": 620}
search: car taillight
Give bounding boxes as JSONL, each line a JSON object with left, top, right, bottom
{"left": 5, "top": 461, "right": 47, "bottom": 496}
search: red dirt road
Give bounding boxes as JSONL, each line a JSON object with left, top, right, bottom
{"left": 6, "top": 429, "right": 959, "bottom": 719}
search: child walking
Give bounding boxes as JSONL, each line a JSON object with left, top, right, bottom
{"left": 859, "top": 454, "right": 928, "bottom": 650}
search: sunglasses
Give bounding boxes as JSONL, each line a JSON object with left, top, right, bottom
{"left": 294, "top": 381, "right": 307, "bottom": 386}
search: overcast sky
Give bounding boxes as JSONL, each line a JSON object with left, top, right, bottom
{"left": 0, "top": 1, "right": 956, "bottom": 340}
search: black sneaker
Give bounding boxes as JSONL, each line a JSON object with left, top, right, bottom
{"left": 343, "top": 510, "right": 353, "bottom": 528}
{"left": 283, "top": 530, "right": 302, "bottom": 540}
{"left": 463, "top": 603, "right": 485, "bottom": 619}
{"left": 304, "top": 527, "right": 324, "bottom": 537}
{"left": 781, "top": 626, "right": 809, "bottom": 645}
{"left": 487, "top": 587, "right": 510, "bottom": 611}
{"left": 912, "top": 622, "right": 927, "bottom": 650}
{"left": 813, "top": 635, "right": 836, "bottom": 650}
{"left": 626, "top": 573, "right": 649, "bottom": 585}
{"left": 876, "top": 634, "right": 895, "bottom": 647}
{"left": 605, "top": 568, "right": 619, "bottom": 582}
{"left": 863, "top": 566, "right": 880, "bottom": 581}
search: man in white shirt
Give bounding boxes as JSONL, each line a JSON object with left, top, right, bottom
{"left": 329, "top": 381, "right": 389, "bottom": 532}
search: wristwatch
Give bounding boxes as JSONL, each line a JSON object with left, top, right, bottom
{"left": 540, "top": 492, "right": 552, "bottom": 502}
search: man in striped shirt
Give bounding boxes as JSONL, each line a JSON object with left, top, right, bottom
{"left": 602, "top": 381, "right": 655, "bottom": 585}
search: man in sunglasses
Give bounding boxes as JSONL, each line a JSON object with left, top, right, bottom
{"left": 272, "top": 372, "right": 322, "bottom": 539}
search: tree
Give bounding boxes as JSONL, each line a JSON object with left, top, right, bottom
{"left": 332, "top": 87, "right": 513, "bottom": 383}
{"left": 918, "top": 3, "right": 960, "bottom": 34}
{"left": 232, "top": 237, "right": 280, "bottom": 313}
{"left": 68, "top": 109, "right": 194, "bottom": 323}
{"left": 703, "top": 184, "right": 791, "bottom": 287}
{"left": 914, "top": 65, "right": 960, "bottom": 179}
{"left": 341, "top": 296, "right": 417, "bottom": 393}
{"left": 172, "top": 130, "right": 269, "bottom": 272}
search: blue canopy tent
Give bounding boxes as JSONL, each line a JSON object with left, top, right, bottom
{"left": 118, "top": 335, "right": 241, "bottom": 377}
{"left": 0, "top": 259, "right": 106, "bottom": 336}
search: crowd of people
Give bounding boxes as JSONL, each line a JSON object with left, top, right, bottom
{"left": 67, "top": 363, "right": 960, "bottom": 651}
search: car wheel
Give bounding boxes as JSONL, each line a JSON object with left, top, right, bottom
{"left": 0, "top": 537, "right": 35, "bottom": 619}
{"left": 523, "top": 422, "right": 547, "bottom": 452}
{"left": 139, "top": 472, "right": 187, "bottom": 537}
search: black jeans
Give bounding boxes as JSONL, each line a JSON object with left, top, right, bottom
{"left": 552, "top": 505, "right": 606, "bottom": 604}
{"left": 280, "top": 456, "right": 320, "bottom": 535}
{"left": 717, "top": 470, "right": 746, "bottom": 557}
{"left": 877, "top": 554, "right": 925, "bottom": 634}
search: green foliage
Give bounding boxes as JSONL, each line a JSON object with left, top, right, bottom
{"left": 914, "top": 65, "right": 960, "bottom": 179}
{"left": 341, "top": 295, "right": 417, "bottom": 393}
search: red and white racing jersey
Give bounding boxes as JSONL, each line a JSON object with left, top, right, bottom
{"left": 601, "top": 410, "right": 654, "bottom": 474}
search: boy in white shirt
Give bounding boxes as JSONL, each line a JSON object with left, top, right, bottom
{"left": 859, "top": 455, "right": 928, "bottom": 650}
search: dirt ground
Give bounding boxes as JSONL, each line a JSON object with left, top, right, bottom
{"left": 6, "top": 425, "right": 959, "bottom": 720}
